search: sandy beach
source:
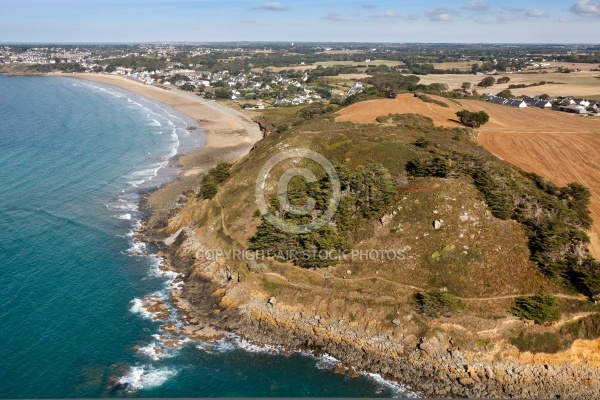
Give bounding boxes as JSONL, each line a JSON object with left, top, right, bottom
{"left": 66, "top": 73, "right": 263, "bottom": 226}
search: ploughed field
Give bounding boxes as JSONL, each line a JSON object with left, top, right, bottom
{"left": 336, "top": 94, "right": 600, "bottom": 258}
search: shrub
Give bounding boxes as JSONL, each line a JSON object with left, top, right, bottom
{"left": 456, "top": 110, "right": 489, "bottom": 128}
{"left": 198, "top": 163, "right": 232, "bottom": 200}
{"left": 200, "top": 179, "right": 218, "bottom": 200}
{"left": 414, "top": 136, "right": 431, "bottom": 149}
{"left": 416, "top": 289, "right": 464, "bottom": 318}
{"left": 512, "top": 295, "right": 561, "bottom": 324}
{"left": 210, "top": 163, "right": 231, "bottom": 184}
{"left": 415, "top": 94, "right": 449, "bottom": 108}
{"left": 249, "top": 163, "right": 396, "bottom": 268}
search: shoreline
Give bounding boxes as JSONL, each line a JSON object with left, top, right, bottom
{"left": 65, "top": 73, "right": 263, "bottom": 227}
{"left": 45, "top": 73, "right": 600, "bottom": 398}
{"left": 66, "top": 74, "right": 416, "bottom": 396}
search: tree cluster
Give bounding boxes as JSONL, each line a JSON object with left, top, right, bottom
{"left": 198, "top": 163, "right": 231, "bottom": 200}
{"left": 456, "top": 110, "right": 490, "bottom": 128}
{"left": 249, "top": 163, "right": 396, "bottom": 268}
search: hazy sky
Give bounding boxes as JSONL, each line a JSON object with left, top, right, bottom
{"left": 1, "top": 0, "right": 599, "bottom": 43}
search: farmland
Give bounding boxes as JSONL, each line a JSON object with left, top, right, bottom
{"left": 418, "top": 70, "right": 600, "bottom": 100}
{"left": 336, "top": 94, "right": 600, "bottom": 258}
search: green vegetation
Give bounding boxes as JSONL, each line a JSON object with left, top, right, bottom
{"left": 415, "top": 93, "right": 449, "bottom": 108}
{"left": 405, "top": 137, "right": 599, "bottom": 298}
{"left": 512, "top": 295, "right": 561, "bottom": 324}
{"left": 497, "top": 89, "right": 513, "bottom": 99}
{"left": 456, "top": 110, "right": 490, "bottom": 128}
{"left": 414, "top": 136, "right": 431, "bottom": 149}
{"left": 416, "top": 289, "right": 464, "bottom": 318}
{"left": 249, "top": 163, "right": 396, "bottom": 268}
{"left": 198, "top": 163, "right": 231, "bottom": 200}
{"left": 478, "top": 76, "right": 496, "bottom": 88}
{"left": 511, "top": 313, "right": 600, "bottom": 353}
{"left": 497, "top": 77, "right": 511, "bottom": 84}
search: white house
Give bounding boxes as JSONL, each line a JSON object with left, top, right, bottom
{"left": 507, "top": 99, "right": 528, "bottom": 108}
{"left": 532, "top": 100, "right": 552, "bottom": 108}
{"left": 556, "top": 105, "right": 587, "bottom": 114}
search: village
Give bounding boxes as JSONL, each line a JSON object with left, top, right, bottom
{"left": 1, "top": 43, "right": 598, "bottom": 115}
{"left": 483, "top": 92, "right": 599, "bottom": 116}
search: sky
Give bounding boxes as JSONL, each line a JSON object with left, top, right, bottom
{"left": 1, "top": 0, "right": 599, "bottom": 43}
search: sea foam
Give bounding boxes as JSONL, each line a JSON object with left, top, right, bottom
{"left": 117, "top": 366, "right": 178, "bottom": 390}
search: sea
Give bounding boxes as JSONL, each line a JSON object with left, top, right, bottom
{"left": 0, "top": 75, "right": 411, "bottom": 398}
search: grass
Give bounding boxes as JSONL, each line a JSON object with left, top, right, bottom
{"left": 510, "top": 313, "right": 600, "bottom": 354}
{"left": 179, "top": 102, "right": 596, "bottom": 354}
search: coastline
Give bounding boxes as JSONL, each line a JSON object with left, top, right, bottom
{"left": 65, "top": 73, "right": 263, "bottom": 227}
{"left": 51, "top": 73, "right": 600, "bottom": 398}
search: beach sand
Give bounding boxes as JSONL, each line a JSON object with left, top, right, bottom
{"left": 67, "top": 73, "right": 263, "bottom": 226}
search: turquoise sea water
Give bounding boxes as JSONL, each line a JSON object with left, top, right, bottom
{"left": 0, "top": 75, "right": 409, "bottom": 398}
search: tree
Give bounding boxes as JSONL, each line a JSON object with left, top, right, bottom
{"left": 461, "top": 82, "right": 471, "bottom": 91}
{"left": 200, "top": 179, "right": 218, "bottom": 200}
{"left": 214, "top": 88, "right": 232, "bottom": 99}
{"left": 512, "top": 295, "right": 561, "bottom": 324}
{"left": 497, "top": 76, "right": 511, "bottom": 84}
{"left": 478, "top": 76, "right": 496, "bottom": 88}
{"left": 416, "top": 289, "right": 464, "bottom": 318}
{"left": 540, "top": 93, "right": 550, "bottom": 100}
{"left": 497, "top": 89, "right": 513, "bottom": 99}
{"left": 456, "top": 110, "right": 490, "bottom": 128}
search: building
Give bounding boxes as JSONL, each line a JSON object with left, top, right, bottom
{"left": 556, "top": 105, "right": 587, "bottom": 114}
{"left": 507, "top": 99, "right": 528, "bottom": 108}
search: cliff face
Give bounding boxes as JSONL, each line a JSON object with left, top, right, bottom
{"left": 150, "top": 224, "right": 600, "bottom": 399}
{"left": 144, "top": 111, "right": 600, "bottom": 398}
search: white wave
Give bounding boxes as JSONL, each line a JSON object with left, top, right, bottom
{"left": 315, "top": 353, "right": 340, "bottom": 369}
{"left": 107, "top": 199, "right": 138, "bottom": 212}
{"left": 363, "top": 372, "right": 418, "bottom": 398}
{"left": 137, "top": 335, "right": 190, "bottom": 361}
{"left": 118, "top": 213, "right": 132, "bottom": 220}
{"left": 130, "top": 298, "right": 154, "bottom": 320}
{"left": 150, "top": 119, "right": 162, "bottom": 127}
{"left": 128, "top": 241, "right": 147, "bottom": 255}
{"left": 117, "top": 366, "right": 178, "bottom": 390}
{"left": 137, "top": 342, "right": 169, "bottom": 361}
{"left": 132, "top": 166, "right": 161, "bottom": 178}
{"left": 201, "top": 335, "right": 284, "bottom": 355}
{"left": 127, "top": 180, "right": 145, "bottom": 188}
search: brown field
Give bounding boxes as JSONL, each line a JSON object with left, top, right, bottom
{"left": 315, "top": 49, "right": 366, "bottom": 55}
{"left": 255, "top": 59, "right": 404, "bottom": 73}
{"left": 417, "top": 71, "right": 600, "bottom": 99}
{"left": 328, "top": 73, "right": 372, "bottom": 80}
{"left": 336, "top": 94, "right": 600, "bottom": 258}
{"left": 434, "top": 61, "right": 599, "bottom": 72}
{"left": 336, "top": 93, "right": 464, "bottom": 126}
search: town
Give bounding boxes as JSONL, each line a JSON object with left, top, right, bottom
{"left": 2, "top": 43, "right": 599, "bottom": 116}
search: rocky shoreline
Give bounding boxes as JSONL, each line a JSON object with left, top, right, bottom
{"left": 137, "top": 224, "right": 600, "bottom": 399}
{"left": 118, "top": 75, "right": 600, "bottom": 398}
